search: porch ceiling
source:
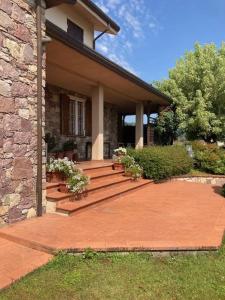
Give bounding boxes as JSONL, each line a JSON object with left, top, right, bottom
{"left": 46, "top": 23, "right": 170, "bottom": 114}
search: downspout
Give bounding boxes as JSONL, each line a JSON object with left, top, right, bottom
{"left": 93, "top": 24, "right": 111, "bottom": 49}
{"left": 36, "top": 0, "right": 44, "bottom": 217}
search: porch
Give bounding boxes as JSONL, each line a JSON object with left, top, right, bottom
{"left": 45, "top": 21, "right": 169, "bottom": 161}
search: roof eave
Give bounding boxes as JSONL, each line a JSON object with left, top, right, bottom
{"left": 45, "top": 0, "right": 120, "bottom": 33}
{"left": 46, "top": 21, "right": 172, "bottom": 105}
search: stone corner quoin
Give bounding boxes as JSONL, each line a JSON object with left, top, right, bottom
{"left": 0, "top": 0, "right": 46, "bottom": 225}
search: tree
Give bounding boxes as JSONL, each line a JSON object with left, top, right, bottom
{"left": 155, "top": 43, "right": 225, "bottom": 142}
{"left": 155, "top": 110, "right": 179, "bottom": 145}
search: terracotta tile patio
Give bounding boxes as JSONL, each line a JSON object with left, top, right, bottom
{"left": 0, "top": 238, "right": 52, "bottom": 290}
{"left": 1, "top": 181, "right": 225, "bottom": 289}
{"left": 1, "top": 181, "right": 225, "bottom": 252}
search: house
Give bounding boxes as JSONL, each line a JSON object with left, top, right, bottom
{"left": 0, "top": 0, "right": 170, "bottom": 224}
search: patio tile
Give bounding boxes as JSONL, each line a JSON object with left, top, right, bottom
{"left": 0, "top": 181, "right": 225, "bottom": 254}
{"left": 0, "top": 238, "right": 52, "bottom": 290}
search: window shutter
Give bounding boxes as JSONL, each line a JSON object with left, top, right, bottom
{"left": 60, "top": 94, "right": 70, "bottom": 135}
{"left": 85, "top": 100, "right": 92, "bottom": 136}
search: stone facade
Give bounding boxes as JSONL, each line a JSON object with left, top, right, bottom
{"left": 45, "top": 84, "right": 118, "bottom": 160}
{"left": 0, "top": 0, "right": 46, "bottom": 225}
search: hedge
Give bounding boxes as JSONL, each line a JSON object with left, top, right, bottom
{"left": 191, "top": 141, "right": 225, "bottom": 175}
{"left": 222, "top": 184, "right": 225, "bottom": 197}
{"left": 127, "top": 145, "right": 193, "bottom": 181}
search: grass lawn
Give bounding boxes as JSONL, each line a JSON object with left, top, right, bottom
{"left": 2, "top": 247, "right": 225, "bottom": 300}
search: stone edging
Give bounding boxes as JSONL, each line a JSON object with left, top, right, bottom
{"left": 171, "top": 175, "right": 225, "bottom": 186}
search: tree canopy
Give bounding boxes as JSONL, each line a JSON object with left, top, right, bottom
{"left": 155, "top": 43, "right": 225, "bottom": 142}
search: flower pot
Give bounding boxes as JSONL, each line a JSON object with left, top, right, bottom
{"left": 113, "top": 163, "right": 124, "bottom": 171}
{"left": 59, "top": 183, "right": 69, "bottom": 193}
{"left": 48, "top": 171, "right": 65, "bottom": 183}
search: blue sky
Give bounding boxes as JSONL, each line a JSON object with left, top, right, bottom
{"left": 93, "top": 0, "right": 225, "bottom": 83}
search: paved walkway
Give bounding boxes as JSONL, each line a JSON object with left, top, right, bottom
{"left": 0, "top": 238, "right": 52, "bottom": 290}
{"left": 0, "top": 181, "right": 225, "bottom": 289}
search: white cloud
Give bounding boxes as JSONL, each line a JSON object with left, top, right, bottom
{"left": 94, "top": 0, "right": 162, "bottom": 75}
{"left": 97, "top": 44, "right": 109, "bottom": 54}
{"left": 149, "top": 23, "right": 156, "bottom": 29}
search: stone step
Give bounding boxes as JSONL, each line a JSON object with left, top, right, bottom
{"left": 84, "top": 169, "right": 124, "bottom": 179}
{"left": 46, "top": 182, "right": 61, "bottom": 193}
{"left": 47, "top": 175, "right": 131, "bottom": 202}
{"left": 57, "top": 174, "right": 131, "bottom": 194}
{"left": 81, "top": 163, "right": 113, "bottom": 172}
{"left": 88, "top": 175, "right": 131, "bottom": 194}
{"left": 47, "top": 191, "right": 72, "bottom": 203}
{"left": 56, "top": 179, "right": 153, "bottom": 216}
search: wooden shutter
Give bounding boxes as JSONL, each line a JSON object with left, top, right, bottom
{"left": 60, "top": 94, "right": 70, "bottom": 136}
{"left": 85, "top": 100, "right": 92, "bottom": 136}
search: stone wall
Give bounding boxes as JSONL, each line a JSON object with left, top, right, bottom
{"left": 0, "top": 0, "right": 46, "bottom": 225}
{"left": 172, "top": 176, "right": 225, "bottom": 186}
{"left": 45, "top": 84, "right": 118, "bottom": 160}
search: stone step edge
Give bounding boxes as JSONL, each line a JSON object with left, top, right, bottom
{"left": 0, "top": 230, "right": 220, "bottom": 259}
{"left": 46, "top": 182, "right": 61, "bottom": 190}
{"left": 46, "top": 176, "right": 132, "bottom": 202}
{"left": 56, "top": 180, "right": 153, "bottom": 216}
{"left": 46, "top": 170, "right": 125, "bottom": 194}
{"left": 0, "top": 231, "right": 56, "bottom": 255}
{"left": 59, "top": 176, "right": 132, "bottom": 194}
{"left": 81, "top": 163, "right": 113, "bottom": 172}
{"left": 85, "top": 170, "right": 124, "bottom": 179}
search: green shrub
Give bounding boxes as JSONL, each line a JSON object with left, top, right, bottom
{"left": 120, "top": 155, "right": 135, "bottom": 169}
{"left": 222, "top": 184, "right": 225, "bottom": 197}
{"left": 127, "top": 145, "right": 193, "bottom": 181}
{"left": 191, "top": 141, "right": 225, "bottom": 175}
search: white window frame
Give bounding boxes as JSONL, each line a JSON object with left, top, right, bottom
{"left": 69, "top": 95, "right": 86, "bottom": 136}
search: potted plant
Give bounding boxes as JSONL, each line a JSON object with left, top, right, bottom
{"left": 114, "top": 147, "right": 127, "bottom": 157}
{"left": 46, "top": 158, "right": 76, "bottom": 183}
{"left": 113, "top": 155, "right": 124, "bottom": 171}
{"left": 113, "top": 147, "right": 127, "bottom": 170}
{"left": 121, "top": 155, "right": 135, "bottom": 175}
{"left": 63, "top": 140, "right": 77, "bottom": 161}
{"left": 126, "top": 164, "right": 143, "bottom": 181}
{"left": 67, "top": 172, "right": 90, "bottom": 200}
{"left": 58, "top": 168, "right": 81, "bottom": 193}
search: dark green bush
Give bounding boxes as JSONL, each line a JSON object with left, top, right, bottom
{"left": 127, "top": 145, "right": 193, "bottom": 181}
{"left": 191, "top": 141, "right": 225, "bottom": 175}
{"left": 222, "top": 184, "right": 225, "bottom": 198}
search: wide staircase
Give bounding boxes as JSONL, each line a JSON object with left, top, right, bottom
{"left": 46, "top": 162, "right": 152, "bottom": 216}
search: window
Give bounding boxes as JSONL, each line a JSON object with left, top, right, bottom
{"left": 67, "top": 19, "right": 84, "bottom": 43}
{"left": 61, "top": 95, "right": 86, "bottom": 136}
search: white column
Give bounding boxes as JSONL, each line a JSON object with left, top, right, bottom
{"left": 92, "top": 85, "right": 104, "bottom": 160}
{"left": 135, "top": 102, "right": 144, "bottom": 149}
